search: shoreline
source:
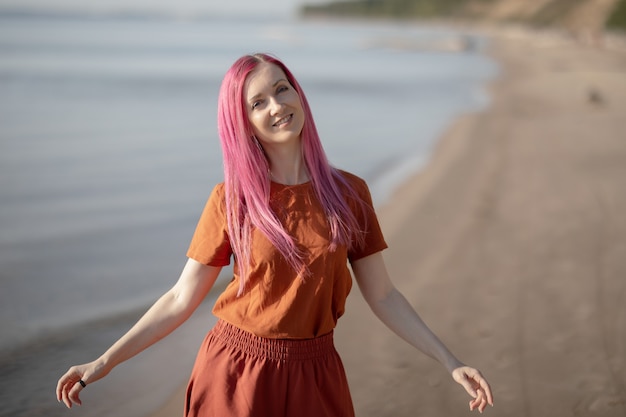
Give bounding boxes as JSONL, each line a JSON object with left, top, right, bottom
{"left": 146, "top": 24, "right": 626, "bottom": 417}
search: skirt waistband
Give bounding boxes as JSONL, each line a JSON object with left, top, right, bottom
{"left": 211, "top": 320, "right": 336, "bottom": 362}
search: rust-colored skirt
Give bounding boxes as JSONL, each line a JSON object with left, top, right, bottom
{"left": 184, "top": 320, "right": 355, "bottom": 417}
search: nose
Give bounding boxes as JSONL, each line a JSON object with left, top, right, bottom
{"left": 268, "top": 96, "right": 284, "bottom": 115}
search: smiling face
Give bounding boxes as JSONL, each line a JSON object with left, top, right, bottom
{"left": 244, "top": 62, "right": 305, "bottom": 149}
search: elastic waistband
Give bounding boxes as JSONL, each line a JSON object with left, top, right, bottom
{"left": 211, "top": 320, "right": 336, "bottom": 362}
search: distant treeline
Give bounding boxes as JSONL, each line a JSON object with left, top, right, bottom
{"left": 301, "top": 0, "right": 480, "bottom": 20}
{"left": 301, "top": 0, "right": 626, "bottom": 31}
{"left": 607, "top": 0, "right": 626, "bottom": 30}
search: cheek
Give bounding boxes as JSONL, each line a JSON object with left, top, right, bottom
{"left": 293, "top": 100, "right": 305, "bottom": 121}
{"left": 248, "top": 113, "right": 266, "bottom": 133}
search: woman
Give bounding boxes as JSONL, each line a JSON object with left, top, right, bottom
{"left": 57, "top": 53, "right": 494, "bottom": 416}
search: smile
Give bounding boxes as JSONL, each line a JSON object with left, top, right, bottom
{"left": 273, "top": 114, "right": 293, "bottom": 127}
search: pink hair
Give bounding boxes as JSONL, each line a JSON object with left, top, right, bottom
{"left": 217, "top": 53, "right": 366, "bottom": 295}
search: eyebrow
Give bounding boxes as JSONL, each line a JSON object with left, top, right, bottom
{"left": 247, "top": 78, "right": 288, "bottom": 102}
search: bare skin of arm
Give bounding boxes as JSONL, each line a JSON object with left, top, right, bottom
{"left": 351, "top": 252, "right": 494, "bottom": 412}
{"left": 56, "top": 258, "right": 222, "bottom": 408}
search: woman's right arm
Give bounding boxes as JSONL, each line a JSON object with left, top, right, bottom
{"left": 56, "top": 258, "right": 222, "bottom": 408}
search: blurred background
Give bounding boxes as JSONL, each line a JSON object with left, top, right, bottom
{"left": 3, "top": 0, "right": 623, "bottom": 416}
{"left": 0, "top": 1, "right": 497, "bottom": 416}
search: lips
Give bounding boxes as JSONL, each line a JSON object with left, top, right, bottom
{"left": 273, "top": 114, "right": 293, "bottom": 127}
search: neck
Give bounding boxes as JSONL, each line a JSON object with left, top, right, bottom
{"left": 265, "top": 140, "right": 309, "bottom": 185}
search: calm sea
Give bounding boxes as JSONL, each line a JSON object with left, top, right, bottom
{"left": 0, "top": 12, "right": 496, "bottom": 417}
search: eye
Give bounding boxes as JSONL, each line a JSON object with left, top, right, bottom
{"left": 251, "top": 99, "right": 263, "bottom": 110}
{"left": 277, "top": 85, "right": 289, "bottom": 94}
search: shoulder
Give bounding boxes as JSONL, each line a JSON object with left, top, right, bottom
{"left": 334, "top": 169, "right": 370, "bottom": 196}
{"left": 209, "top": 182, "right": 226, "bottom": 199}
{"left": 204, "top": 182, "right": 227, "bottom": 212}
{"left": 335, "top": 169, "right": 367, "bottom": 188}
{"left": 213, "top": 182, "right": 226, "bottom": 193}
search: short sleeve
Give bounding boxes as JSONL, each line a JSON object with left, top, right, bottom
{"left": 344, "top": 173, "right": 388, "bottom": 263}
{"left": 186, "top": 183, "right": 232, "bottom": 266}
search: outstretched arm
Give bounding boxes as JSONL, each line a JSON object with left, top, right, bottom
{"left": 351, "top": 252, "right": 494, "bottom": 412}
{"left": 56, "top": 258, "right": 222, "bottom": 408}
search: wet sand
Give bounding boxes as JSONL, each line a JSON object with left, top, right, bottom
{"left": 147, "top": 26, "right": 626, "bottom": 417}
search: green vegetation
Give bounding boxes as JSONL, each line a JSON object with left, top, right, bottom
{"left": 301, "top": 0, "right": 625, "bottom": 31}
{"left": 607, "top": 0, "right": 626, "bottom": 30}
{"left": 300, "top": 0, "right": 490, "bottom": 20}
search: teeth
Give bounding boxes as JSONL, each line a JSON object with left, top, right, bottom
{"left": 273, "top": 115, "right": 291, "bottom": 126}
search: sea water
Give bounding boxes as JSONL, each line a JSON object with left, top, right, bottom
{"left": 0, "top": 13, "right": 496, "bottom": 417}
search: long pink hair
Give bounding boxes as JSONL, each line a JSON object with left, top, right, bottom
{"left": 217, "top": 53, "right": 366, "bottom": 295}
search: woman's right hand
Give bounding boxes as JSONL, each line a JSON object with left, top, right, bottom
{"left": 55, "top": 259, "right": 221, "bottom": 408}
{"left": 56, "top": 359, "right": 109, "bottom": 408}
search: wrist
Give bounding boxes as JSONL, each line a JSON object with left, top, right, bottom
{"left": 96, "top": 354, "right": 114, "bottom": 375}
{"left": 443, "top": 356, "right": 464, "bottom": 374}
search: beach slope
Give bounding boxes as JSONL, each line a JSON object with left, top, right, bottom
{"left": 336, "top": 28, "right": 626, "bottom": 416}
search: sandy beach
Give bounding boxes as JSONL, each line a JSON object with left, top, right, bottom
{"left": 147, "top": 26, "right": 626, "bottom": 417}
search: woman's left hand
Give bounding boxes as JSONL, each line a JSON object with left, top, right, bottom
{"left": 452, "top": 366, "right": 494, "bottom": 413}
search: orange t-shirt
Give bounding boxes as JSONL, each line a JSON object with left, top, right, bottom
{"left": 187, "top": 171, "right": 387, "bottom": 339}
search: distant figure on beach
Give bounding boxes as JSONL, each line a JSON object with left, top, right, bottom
{"left": 57, "top": 53, "right": 494, "bottom": 416}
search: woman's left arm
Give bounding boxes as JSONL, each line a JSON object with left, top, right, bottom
{"left": 351, "top": 252, "right": 494, "bottom": 412}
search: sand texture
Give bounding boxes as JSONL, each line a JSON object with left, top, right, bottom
{"left": 337, "top": 27, "right": 626, "bottom": 416}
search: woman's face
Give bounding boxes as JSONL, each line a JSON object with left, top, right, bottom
{"left": 244, "top": 62, "right": 305, "bottom": 149}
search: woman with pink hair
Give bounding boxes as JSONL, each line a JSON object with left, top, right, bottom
{"left": 57, "top": 53, "right": 494, "bottom": 416}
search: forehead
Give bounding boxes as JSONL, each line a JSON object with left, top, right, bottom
{"left": 244, "top": 63, "right": 288, "bottom": 97}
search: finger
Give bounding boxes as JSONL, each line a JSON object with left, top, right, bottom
{"left": 56, "top": 370, "right": 75, "bottom": 401}
{"left": 484, "top": 383, "right": 494, "bottom": 406}
{"left": 470, "top": 390, "right": 485, "bottom": 413}
{"left": 479, "top": 399, "right": 487, "bottom": 413}
{"left": 55, "top": 378, "right": 64, "bottom": 401}
{"left": 477, "top": 392, "right": 487, "bottom": 413}
{"left": 476, "top": 376, "right": 494, "bottom": 406}
{"left": 469, "top": 398, "right": 477, "bottom": 411}
{"left": 61, "top": 385, "right": 73, "bottom": 408}
{"left": 68, "top": 381, "right": 84, "bottom": 406}
{"left": 60, "top": 379, "right": 83, "bottom": 408}
{"left": 469, "top": 398, "right": 482, "bottom": 412}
